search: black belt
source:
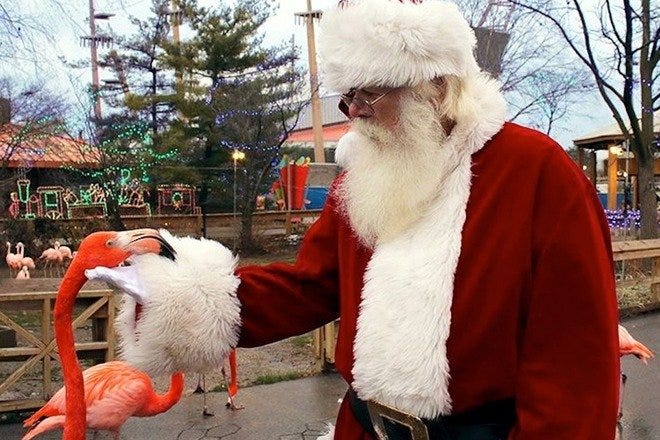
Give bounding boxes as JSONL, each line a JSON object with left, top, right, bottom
{"left": 348, "top": 388, "right": 515, "bottom": 440}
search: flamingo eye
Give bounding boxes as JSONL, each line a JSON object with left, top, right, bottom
{"left": 106, "top": 240, "right": 114, "bottom": 247}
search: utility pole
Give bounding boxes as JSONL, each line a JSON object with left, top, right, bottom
{"left": 295, "top": 1, "right": 325, "bottom": 163}
{"left": 81, "top": 0, "right": 114, "bottom": 121}
{"left": 169, "top": 0, "right": 183, "bottom": 87}
{"left": 88, "top": 0, "right": 101, "bottom": 120}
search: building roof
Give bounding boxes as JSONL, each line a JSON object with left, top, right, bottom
{"left": 285, "top": 93, "right": 350, "bottom": 145}
{"left": 573, "top": 111, "right": 660, "bottom": 150}
{"left": 0, "top": 123, "right": 99, "bottom": 168}
{"left": 294, "top": 94, "right": 348, "bottom": 129}
{"left": 286, "top": 121, "right": 351, "bottom": 143}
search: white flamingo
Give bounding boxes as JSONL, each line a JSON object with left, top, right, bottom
{"left": 15, "top": 242, "right": 36, "bottom": 271}
{"left": 5, "top": 242, "right": 21, "bottom": 277}
{"left": 16, "top": 266, "right": 30, "bottom": 280}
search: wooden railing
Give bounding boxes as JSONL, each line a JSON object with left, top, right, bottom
{"left": 0, "top": 284, "right": 115, "bottom": 412}
{"left": 612, "top": 238, "right": 660, "bottom": 312}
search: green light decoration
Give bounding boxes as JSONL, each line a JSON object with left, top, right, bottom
{"left": 38, "top": 187, "right": 64, "bottom": 219}
{"left": 17, "top": 179, "right": 30, "bottom": 203}
{"left": 157, "top": 184, "right": 200, "bottom": 215}
{"left": 80, "top": 188, "right": 92, "bottom": 205}
{"left": 120, "top": 168, "right": 131, "bottom": 186}
{"left": 171, "top": 192, "right": 183, "bottom": 210}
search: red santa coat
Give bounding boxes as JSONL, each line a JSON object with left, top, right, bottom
{"left": 236, "top": 122, "right": 619, "bottom": 439}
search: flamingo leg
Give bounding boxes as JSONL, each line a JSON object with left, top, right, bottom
{"left": 201, "top": 375, "right": 214, "bottom": 417}
{"left": 193, "top": 374, "right": 204, "bottom": 394}
{"left": 222, "top": 351, "right": 243, "bottom": 411}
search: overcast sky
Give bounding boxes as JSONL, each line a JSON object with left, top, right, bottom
{"left": 3, "top": 0, "right": 613, "bottom": 150}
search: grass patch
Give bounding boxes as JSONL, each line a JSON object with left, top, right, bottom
{"left": 251, "top": 371, "right": 306, "bottom": 386}
{"left": 618, "top": 283, "right": 657, "bottom": 315}
{"left": 290, "top": 334, "right": 312, "bottom": 349}
{"left": 208, "top": 371, "right": 307, "bottom": 392}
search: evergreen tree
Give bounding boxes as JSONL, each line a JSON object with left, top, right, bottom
{"left": 101, "top": 0, "right": 176, "bottom": 139}
{"left": 163, "top": 0, "right": 306, "bottom": 252}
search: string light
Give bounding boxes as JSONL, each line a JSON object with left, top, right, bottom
{"left": 604, "top": 209, "right": 641, "bottom": 229}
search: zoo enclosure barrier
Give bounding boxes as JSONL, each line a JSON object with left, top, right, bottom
{"left": 0, "top": 282, "right": 115, "bottom": 413}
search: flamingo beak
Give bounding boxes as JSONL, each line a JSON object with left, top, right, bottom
{"left": 107, "top": 229, "right": 176, "bottom": 261}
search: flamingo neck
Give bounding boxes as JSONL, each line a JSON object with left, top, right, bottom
{"left": 142, "top": 372, "right": 185, "bottom": 415}
{"left": 53, "top": 263, "right": 88, "bottom": 440}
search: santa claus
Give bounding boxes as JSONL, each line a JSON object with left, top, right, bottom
{"left": 89, "top": 1, "right": 620, "bottom": 439}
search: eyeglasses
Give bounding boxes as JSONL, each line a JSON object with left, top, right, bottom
{"left": 338, "top": 88, "right": 393, "bottom": 117}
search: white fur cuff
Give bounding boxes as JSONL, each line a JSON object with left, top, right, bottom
{"left": 316, "top": 424, "right": 335, "bottom": 440}
{"left": 115, "top": 231, "right": 241, "bottom": 376}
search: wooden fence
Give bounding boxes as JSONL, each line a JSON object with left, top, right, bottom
{"left": 0, "top": 281, "right": 115, "bottom": 412}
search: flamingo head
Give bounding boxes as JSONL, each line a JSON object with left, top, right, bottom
{"left": 71, "top": 232, "right": 132, "bottom": 272}
{"left": 106, "top": 228, "right": 177, "bottom": 261}
{"left": 69, "top": 229, "right": 175, "bottom": 273}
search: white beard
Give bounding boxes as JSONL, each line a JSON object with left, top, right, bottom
{"left": 336, "top": 91, "right": 456, "bottom": 247}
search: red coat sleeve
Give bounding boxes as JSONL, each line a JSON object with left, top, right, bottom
{"left": 510, "top": 149, "right": 620, "bottom": 438}
{"left": 235, "top": 192, "right": 341, "bottom": 347}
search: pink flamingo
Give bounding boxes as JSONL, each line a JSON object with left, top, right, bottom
{"left": 39, "top": 244, "right": 64, "bottom": 277}
{"left": 22, "top": 361, "right": 184, "bottom": 440}
{"left": 58, "top": 242, "right": 74, "bottom": 261}
{"left": 15, "top": 242, "right": 36, "bottom": 271}
{"left": 618, "top": 324, "right": 653, "bottom": 363}
{"left": 6, "top": 241, "right": 21, "bottom": 276}
{"left": 16, "top": 266, "right": 30, "bottom": 280}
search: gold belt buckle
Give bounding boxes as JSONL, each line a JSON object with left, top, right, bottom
{"left": 366, "top": 400, "right": 430, "bottom": 440}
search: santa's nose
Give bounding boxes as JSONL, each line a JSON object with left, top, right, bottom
{"left": 348, "top": 102, "right": 373, "bottom": 119}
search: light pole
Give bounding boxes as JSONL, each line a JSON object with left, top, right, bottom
{"left": 232, "top": 149, "right": 246, "bottom": 248}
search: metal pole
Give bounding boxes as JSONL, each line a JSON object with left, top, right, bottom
{"left": 88, "top": 0, "right": 102, "bottom": 120}
{"left": 233, "top": 152, "right": 238, "bottom": 248}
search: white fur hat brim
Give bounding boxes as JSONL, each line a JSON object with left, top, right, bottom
{"left": 318, "top": 0, "right": 479, "bottom": 92}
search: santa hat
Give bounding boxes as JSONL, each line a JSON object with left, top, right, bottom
{"left": 318, "top": 0, "right": 480, "bottom": 92}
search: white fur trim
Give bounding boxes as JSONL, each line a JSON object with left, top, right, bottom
{"left": 116, "top": 230, "right": 241, "bottom": 376}
{"left": 318, "top": 0, "right": 479, "bottom": 92}
{"left": 316, "top": 424, "right": 335, "bottom": 440}
{"left": 350, "top": 74, "right": 506, "bottom": 418}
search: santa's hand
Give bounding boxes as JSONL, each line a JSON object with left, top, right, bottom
{"left": 85, "top": 266, "right": 150, "bottom": 305}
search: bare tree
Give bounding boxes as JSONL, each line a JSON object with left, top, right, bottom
{"left": 0, "top": 79, "right": 69, "bottom": 210}
{"left": 0, "top": 1, "right": 81, "bottom": 70}
{"left": 508, "top": 0, "right": 658, "bottom": 239}
{"left": 457, "top": 0, "right": 593, "bottom": 135}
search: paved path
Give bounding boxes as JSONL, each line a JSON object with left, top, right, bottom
{"left": 619, "top": 312, "right": 659, "bottom": 440}
{"left": 1, "top": 311, "right": 656, "bottom": 439}
{"left": 1, "top": 373, "right": 347, "bottom": 439}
